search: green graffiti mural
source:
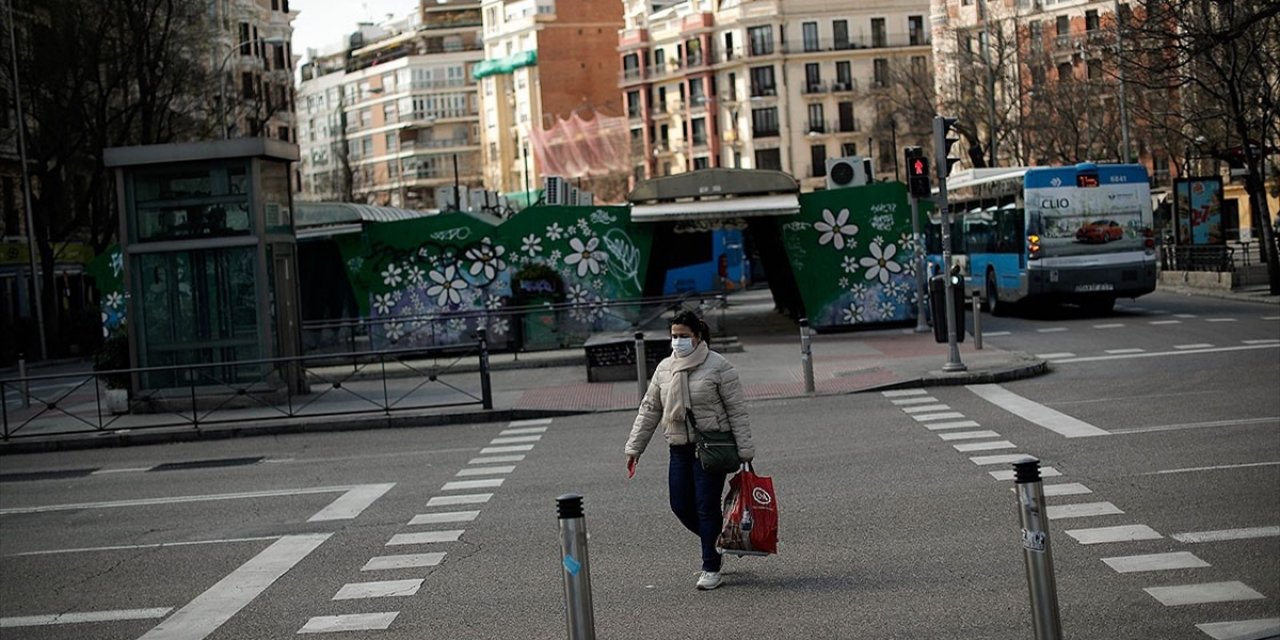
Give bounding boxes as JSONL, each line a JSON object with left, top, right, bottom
{"left": 336, "top": 206, "right": 654, "bottom": 349}
{"left": 86, "top": 246, "right": 126, "bottom": 338}
{"left": 785, "top": 183, "right": 926, "bottom": 330}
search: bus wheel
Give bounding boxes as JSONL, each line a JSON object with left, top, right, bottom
{"left": 986, "top": 271, "right": 1008, "bottom": 317}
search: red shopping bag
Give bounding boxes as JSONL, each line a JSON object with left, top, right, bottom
{"left": 715, "top": 464, "right": 778, "bottom": 556}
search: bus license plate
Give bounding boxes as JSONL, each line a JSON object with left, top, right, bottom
{"left": 1075, "top": 283, "right": 1114, "bottom": 292}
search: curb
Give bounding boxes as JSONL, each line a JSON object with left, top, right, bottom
{"left": 1155, "top": 285, "right": 1280, "bottom": 306}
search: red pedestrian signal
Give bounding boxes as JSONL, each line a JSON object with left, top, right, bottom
{"left": 908, "top": 154, "right": 931, "bottom": 198}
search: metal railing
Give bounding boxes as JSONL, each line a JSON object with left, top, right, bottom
{"left": 1160, "top": 245, "right": 1235, "bottom": 272}
{"left": 2, "top": 335, "right": 494, "bottom": 441}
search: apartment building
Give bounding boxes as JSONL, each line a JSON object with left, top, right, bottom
{"left": 213, "top": 0, "right": 298, "bottom": 141}
{"left": 295, "top": 2, "right": 486, "bottom": 207}
{"left": 619, "top": 0, "right": 933, "bottom": 191}
{"left": 477, "top": 0, "right": 624, "bottom": 199}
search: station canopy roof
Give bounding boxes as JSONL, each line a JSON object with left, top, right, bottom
{"left": 294, "top": 202, "right": 434, "bottom": 239}
{"left": 627, "top": 169, "right": 800, "bottom": 223}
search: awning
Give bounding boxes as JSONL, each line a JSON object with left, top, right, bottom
{"left": 630, "top": 193, "right": 800, "bottom": 222}
{"left": 472, "top": 51, "right": 538, "bottom": 80}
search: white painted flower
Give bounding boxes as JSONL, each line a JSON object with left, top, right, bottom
{"left": 487, "top": 317, "right": 510, "bottom": 335}
{"left": 381, "top": 263, "right": 403, "bottom": 287}
{"left": 838, "top": 276, "right": 849, "bottom": 288}
{"left": 814, "top": 208, "right": 858, "bottom": 250}
{"left": 485, "top": 294, "right": 503, "bottom": 310}
{"left": 878, "top": 300, "right": 897, "bottom": 318}
{"left": 385, "top": 322, "right": 404, "bottom": 343}
{"left": 841, "top": 255, "right": 859, "bottom": 274}
{"left": 373, "top": 292, "right": 396, "bottom": 315}
{"left": 101, "top": 312, "right": 110, "bottom": 338}
{"left": 406, "top": 265, "right": 426, "bottom": 286}
{"left": 427, "top": 264, "right": 469, "bottom": 306}
{"left": 873, "top": 235, "right": 885, "bottom": 247}
{"left": 566, "top": 283, "right": 589, "bottom": 305}
{"left": 860, "top": 242, "right": 903, "bottom": 284}
{"left": 110, "top": 251, "right": 123, "bottom": 277}
{"left": 564, "top": 236, "right": 606, "bottom": 277}
{"left": 466, "top": 238, "right": 507, "bottom": 281}
{"left": 587, "top": 301, "right": 606, "bottom": 322}
{"left": 106, "top": 291, "right": 124, "bottom": 309}
{"left": 842, "top": 303, "right": 864, "bottom": 324}
{"left": 448, "top": 317, "right": 467, "bottom": 332}
{"left": 549, "top": 249, "right": 563, "bottom": 262}
{"left": 521, "top": 234, "right": 543, "bottom": 255}
{"left": 850, "top": 283, "right": 868, "bottom": 298}
{"left": 547, "top": 223, "right": 565, "bottom": 240}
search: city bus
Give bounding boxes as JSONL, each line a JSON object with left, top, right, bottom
{"left": 927, "top": 163, "right": 1157, "bottom": 314}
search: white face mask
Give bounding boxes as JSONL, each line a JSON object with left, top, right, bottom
{"left": 671, "top": 336, "right": 695, "bottom": 356}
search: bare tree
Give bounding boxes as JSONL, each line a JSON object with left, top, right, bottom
{"left": 936, "top": 20, "right": 1025, "bottom": 168}
{"left": 1122, "top": 0, "right": 1280, "bottom": 292}
{"left": 1018, "top": 47, "right": 1130, "bottom": 165}
{"left": 871, "top": 55, "right": 936, "bottom": 163}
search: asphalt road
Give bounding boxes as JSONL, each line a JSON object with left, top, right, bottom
{"left": 0, "top": 291, "right": 1276, "bottom": 639}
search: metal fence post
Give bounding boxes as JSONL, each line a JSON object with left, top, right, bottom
{"left": 18, "top": 354, "right": 29, "bottom": 408}
{"left": 478, "top": 327, "right": 493, "bottom": 410}
{"left": 1013, "top": 456, "right": 1063, "bottom": 640}
{"left": 557, "top": 493, "right": 596, "bottom": 640}
{"left": 799, "top": 318, "right": 815, "bottom": 394}
{"left": 634, "top": 331, "right": 646, "bottom": 403}
{"left": 973, "top": 291, "right": 983, "bottom": 350}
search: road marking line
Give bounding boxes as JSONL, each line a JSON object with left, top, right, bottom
{"left": 1174, "top": 314, "right": 1197, "bottom": 318}
{"left": 1102, "top": 552, "right": 1209, "bottom": 573}
{"left": 1063, "top": 524, "right": 1162, "bottom": 544}
{"left": 1054, "top": 343, "right": 1280, "bottom": 363}
{"left": 408, "top": 511, "right": 480, "bottom": 526}
{"left": 1243, "top": 339, "right": 1280, "bottom": 345}
{"left": 90, "top": 467, "right": 153, "bottom": 475}
{"left": 468, "top": 455, "right": 525, "bottom": 465}
{"left": 1105, "top": 348, "right": 1145, "bottom": 354}
{"left": 508, "top": 418, "right": 553, "bottom": 427}
{"left": 308, "top": 483, "right": 395, "bottom": 522}
{"left": 456, "top": 466, "right": 515, "bottom": 476}
{"left": 1264, "top": 315, "right": 1280, "bottom": 321}
{"left": 441, "top": 478, "right": 503, "bottom": 491}
{"left": 1, "top": 608, "right": 173, "bottom": 628}
{"left": 912, "top": 412, "right": 967, "bottom": 422}
{"left": 983, "top": 331, "right": 1012, "bottom": 337}
{"left": 953, "top": 440, "right": 1016, "bottom": 452}
{"left": 1035, "top": 353, "right": 1076, "bottom": 359}
{"left": 0, "top": 485, "right": 366, "bottom": 516}
{"left": 137, "top": 533, "right": 331, "bottom": 640}
{"left": 8, "top": 536, "right": 281, "bottom": 557}
{"left": 938, "top": 430, "right": 1000, "bottom": 441}
{"left": 1047, "top": 501, "right": 1124, "bottom": 519}
{"left": 901, "top": 404, "right": 951, "bottom": 413}
{"left": 1039, "top": 483, "right": 1093, "bottom": 497}
{"left": 990, "top": 467, "right": 1060, "bottom": 480}
{"left": 489, "top": 435, "right": 542, "bottom": 444}
{"left": 298, "top": 612, "right": 399, "bottom": 634}
{"left": 333, "top": 579, "right": 423, "bottom": 600}
{"left": 924, "top": 420, "right": 983, "bottom": 430}
{"left": 426, "top": 493, "right": 492, "bottom": 507}
{"left": 1093, "top": 323, "right": 1125, "bottom": 329}
{"left": 882, "top": 389, "right": 928, "bottom": 397}
{"left": 970, "top": 454, "right": 1033, "bottom": 466}
{"left": 1037, "top": 327, "right": 1068, "bottom": 333}
{"left": 1206, "top": 318, "right": 1238, "bottom": 323}
{"left": 890, "top": 397, "right": 940, "bottom": 405}
{"left": 387, "top": 530, "right": 464, "bottom": 545}
{"left": 1175, "top": 343, "right": 1215, "bottom": 349}
{"left": 1171, "top": 526, "right": 1280, "bottom": 543}
{"left": 1144, "top": 581, "right": 1265, "bottom": 606}
{"left": 362, "top": 553, "right": 446, "bottom": 571}
{"left": 499, "top": 426, "right": 548, "bottom": 435}
{"left": 1144, "top": 461, "right": 1280, "bottom": 475}
{"left": 1150, "top": 320, "right": 1182, "bottom": 325}
{"left": 1195, "top": 618, "right": 1280, "bottom": 640}
{"left": 968, "top": 384, "right": 1110, "bottom": 438}
{"left": 479, "top": 445, "right": 535, "bottom": 454}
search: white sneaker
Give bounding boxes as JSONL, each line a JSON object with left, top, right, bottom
{"left": 696, "top": 571, "right": 723, "bottom": 590}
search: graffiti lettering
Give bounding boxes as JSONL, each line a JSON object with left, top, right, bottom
{"left": 519, "top": 279, "right": 557, "bottom": 294}
{"left": 589, "top": 209, "right": 618, "bottom": 225}
{"left": 868, "top": 203, "right": 897, "bottom": 214}
{"left": 431, "top": 227, "right": 472, "bottom": 242}
{"left": 782, "top": 221, "right": 811, "bottom": 232}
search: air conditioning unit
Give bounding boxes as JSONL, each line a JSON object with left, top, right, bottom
{"left": 435, "top": 186, "right": 459, "bottom": 210}
{"left": 577, "top": 191, "right": 594, "bottom": 206}
{"left": 543, "top": 176, "right": 569, "bottom": 205}
{"left": 470, "top": 188, "right": 490, "bottom": 212}
{"left": 825, "top": 156, "right": 873, "bottom": 190}
{"left": 568, "top": 186, "right": 580, "bottom": 207}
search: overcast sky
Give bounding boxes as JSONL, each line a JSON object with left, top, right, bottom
{"left": 290, "top": 0, "right": 418, "bottom": 59}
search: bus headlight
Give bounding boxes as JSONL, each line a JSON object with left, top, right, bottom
{"left": 1028, "top": 234, "right": 1042, "bottom": 259}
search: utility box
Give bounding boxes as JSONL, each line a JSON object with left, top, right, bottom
{"left": 929, "top": 275, "right": 966, "bottom": 344}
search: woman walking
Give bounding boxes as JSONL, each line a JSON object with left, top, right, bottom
{"left": 624, "top": 310, "right": 754, "bottom": 590}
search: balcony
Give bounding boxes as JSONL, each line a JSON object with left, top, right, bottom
{"left": 752, "top": 127, "right": 780, "bottom": 138}
{"left": 830, "top": 80, "right": 857, "bottom": 93}
{"left": 783, "top": 33, "right": 932, "bottom": 54}
{"left": 803, "top": 82, "right": 827, "bottom": 95}
{"left": 749, "top": 85, "right": 778, "bottom": 98}
{"left": 806, "top": 120, "right": 829, "bottom": 134}
{"left": 836, "top": 118, "right": 860, "bottom": 133}
{"left": 618, "top": 28, "right": 649, "bottom": 48}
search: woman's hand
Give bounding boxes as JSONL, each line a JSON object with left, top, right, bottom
{"left": 626, "top": 455, "right": 638, "bottom": 478}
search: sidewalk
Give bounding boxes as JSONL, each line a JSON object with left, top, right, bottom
{"left": 0, "top": 288, "right": 1042, "bottom": 454}
{"left": 1155, "top": 281, "right": 1280, "bottom": 306}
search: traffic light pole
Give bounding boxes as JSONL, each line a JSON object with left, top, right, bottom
{"left": 933, "top": 116, "right": 966, "bottom": 372}
{"left": 909, "top": 195, "right": 928, "bottom": 333}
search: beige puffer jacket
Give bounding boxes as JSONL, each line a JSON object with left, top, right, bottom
{"left": 624, "top": 350, "right": 754, "bottom": 460}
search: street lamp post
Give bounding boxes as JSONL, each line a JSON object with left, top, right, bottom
{"left": 218, "top": 35, "right": 287, "bottom": 139}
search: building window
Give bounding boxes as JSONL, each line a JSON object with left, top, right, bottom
{"left": 802, "top": 22, "right": 819, "bottom": 52}
{"left": 689, "top": 78, "right": 705, "bottom": 104}
{"left": 627, "top": 90, "right": 641, "bottom": 118}
{"left": 807, "top": 103, "right": 825, "bottom": 132}
{"left": 623, "top": 53, "right": 640, "bottom": 80}
{"left": 654, "top": 48, "right": 666, "bottom": 69}
{"left": 754, "top": 148, "right": 782, "bottom": 171}
{"left": 873, "top": 59, "right": 889, "bottom": 87}
{"left": 1087, "top": 58, "right": 1103, "bottom": 80}
{"left": 238, "top": 23, "right": 251, "bottom": 54}
{"left": 871, "top": 18, "right": 886, "bottom": 48}
{"left": 726, "top": 72, "right": 736, "bottom": 100}
{"left": 838, "top": 102, "right": 856, "bottom": 131}
{"left": 1058, "top": 62, "right": 1074, "bottom": 81}
{"left": 833, "top": 20, "right": 849, "bottom": 50}
{"left": 657, "top": 86, "right": 667, "bottom": 110}
{"left": 724, "top": 32, "right": 735, "bottom": 59}
{"left": 810, "top": 145, "right": 827, "bottom": 177}
{"left": 693, "top": 156, "right": 710, "bottom": 170}
{"left": 835, "top": 61, "right": 852, "bottom": 89}
{"left": 691, "top": 117, "right": 707, "bottom": 145}
{"left": 804, "top": 63, "right": 821, "bottom": 92}
{"left": 748, "top": 25, "right": 773, "bottom": 56}
{"left": 686, "top": 38, "right": 703, "bottom": 66}
{"left": 1031, "top": 66, "right": 1046, "bottom": 87}
{"left": 751, "top": 107, "right": 779, "bottom": 137}
{"left": 909, "top": 16, "right": 925, "bottom": 45}
{"left": 1029, "top": 20, "right": 1043, "bottom": 54}
{"left": 1085, "top": 9, "right": 1100, "bottom": 32}
{"left": 842, "top": 142, "right": 857, "bottom": 157}
{"left": 386, "top": 132, "right": 398, "bottom": 152}
{"left": 749, "top": 66, "right": 776, "bottom": 96}
{"left": 911, "top": 55, "right": 927, "bottom": 76}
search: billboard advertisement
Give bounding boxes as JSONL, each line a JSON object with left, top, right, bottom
{"left": 1173, "top": 177, "right": 1224, "bottom": 245}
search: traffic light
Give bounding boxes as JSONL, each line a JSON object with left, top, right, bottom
{"left": 905, "top": 147, "right": 931, "bottom": 198}
{"left": 932, "top": 116, "right": 962, "bottom": 179}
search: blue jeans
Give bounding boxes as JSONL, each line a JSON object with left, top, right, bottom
{"left": 669, "top": 444, "right": 726, "bottom": 572}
